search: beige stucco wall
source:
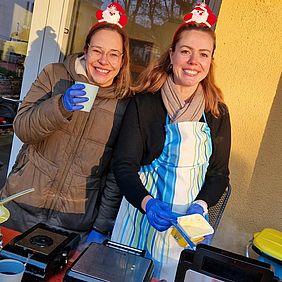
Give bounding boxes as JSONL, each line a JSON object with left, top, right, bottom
{"left": 212, "top": 1, "right": 282, "bottom": 254}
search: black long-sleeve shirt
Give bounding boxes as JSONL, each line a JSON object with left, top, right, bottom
{"left": 113, "top": 91, "right": 231, "bottom": 212}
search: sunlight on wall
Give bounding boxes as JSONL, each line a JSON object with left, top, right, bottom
{"left": 212, "top": 0, "right": 282, "bottom": 254}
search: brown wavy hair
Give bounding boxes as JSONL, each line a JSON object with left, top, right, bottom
{"left": 133, "top": 24, "right": 225, "bottom": 117}
{"left": 84, "top": 23, "right": 131, "bottom": 98}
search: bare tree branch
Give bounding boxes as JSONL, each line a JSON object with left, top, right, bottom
{"left": 130, "top": 0, "right": 143, "bottom": 22}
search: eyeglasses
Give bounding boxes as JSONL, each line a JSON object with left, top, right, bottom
{"left": 88, "top": 44, "right": 123, "bottom": 65}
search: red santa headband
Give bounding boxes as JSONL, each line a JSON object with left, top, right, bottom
{"left": 96, "top": 3, "right": 128, "bottom": 28}
{"left": 183, "top": 3, "right": 217, "bottom": 28}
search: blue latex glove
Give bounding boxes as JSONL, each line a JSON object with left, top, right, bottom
{"left": 62, "top": 83, "right": 89, "bottom": 111}
{"left": 86, "top": 229, "right": 109, "bottom": 244}
{"left": 186, "top": 203, "right": 205, "bottom": 216}
{"left": 199, "top": 233, "right": 213, "bottom": 245}
{"left": 146, "top": 198, "right": 177, "bottom": 232}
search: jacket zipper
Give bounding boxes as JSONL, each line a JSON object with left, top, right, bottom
{"left": 48, "top": 112, "right": 91, "bottom": 215}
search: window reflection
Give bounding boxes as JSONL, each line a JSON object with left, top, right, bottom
{"left": 0, "top": 1, "right": 33, "bottom": 103}
{"left": 0, "top": 1, "right": 34, "bottom": 186}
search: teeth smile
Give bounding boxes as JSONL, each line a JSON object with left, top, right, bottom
{"left": 184, "top": 70, "right": 197, "bottom": 75}
{"left": 96, "top": 67, "right": 110, "bottom": 73}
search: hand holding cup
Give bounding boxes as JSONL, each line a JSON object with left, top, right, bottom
{"left": 74, "top": 82, "right": 99, "bottom": 112}
{"left": 62, "top": 84, "right": 89, "bottom": 112}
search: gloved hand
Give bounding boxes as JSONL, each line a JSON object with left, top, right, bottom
{"left": 62, "top": 83, "right": 89, "bottom": 111}
{"left": 86, "top": 229, "right": 109, "bottom": 244}
{"left": 186, "top": 201, "right": 208, "bottom": 217}
{"left": 199, "top": 233, "right": 213, "bottom": 245}
{"left": 146, "top": 198, "right": 177, "bottom": 232}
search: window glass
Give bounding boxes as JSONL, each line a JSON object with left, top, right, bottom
{"left": 0, "top": 0, "right": 34, "bottom": 186}
{"left": 67, "top": 0, "right": 218, "bottom": 81}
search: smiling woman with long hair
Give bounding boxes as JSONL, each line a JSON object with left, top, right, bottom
{"left": 1, "top": 3, "right": 132, "bottom": 243}
{"left": 111, "top": 3, "right": 231, "bottom": 281}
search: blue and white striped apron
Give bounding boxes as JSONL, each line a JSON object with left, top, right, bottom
{"left": 112, "top": 115, "right": 212, "bottom": 281}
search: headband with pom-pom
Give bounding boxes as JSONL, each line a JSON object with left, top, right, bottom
{"left": 96, "top": 3, "right": 128, "bottom": 28}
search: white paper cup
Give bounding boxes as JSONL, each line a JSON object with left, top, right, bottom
{"left": 0, "top": 259, "right": 25, "bottom": 282}
{"left": 75, "top": 81, "right": 99, "bottom": 112}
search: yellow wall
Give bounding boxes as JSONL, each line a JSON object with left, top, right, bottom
{"left": 212, "top": 1, "right": 282, "bottom": 253}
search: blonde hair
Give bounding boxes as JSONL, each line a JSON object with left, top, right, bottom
{"left": 133, "top": 24, "right": 225, "bottom": 117}
{"left": 85, "top": 23, "right": 131, "bottom": 98}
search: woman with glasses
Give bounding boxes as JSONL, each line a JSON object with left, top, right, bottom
{"left": 1, "top": 3, "right": 131, "bottom": 242}
{"left": 111, "top": 3, "right": 231, "bottom": 280}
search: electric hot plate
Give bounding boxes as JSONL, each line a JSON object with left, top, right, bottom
{"left": 0, "top": 223, "right": 79, "bottom": 280}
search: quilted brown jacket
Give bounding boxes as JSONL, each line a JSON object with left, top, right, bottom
{"left": 0, "top": 54, "right": 128, "bottom": 236}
